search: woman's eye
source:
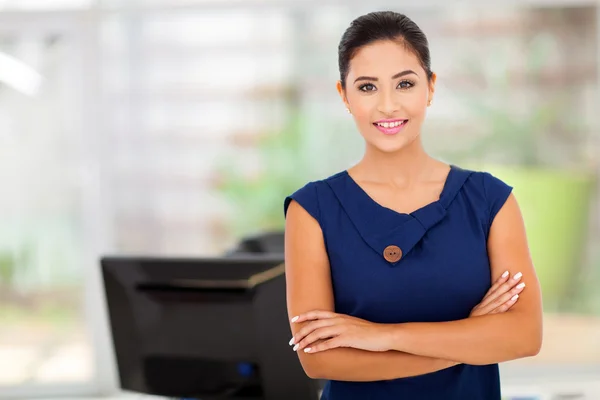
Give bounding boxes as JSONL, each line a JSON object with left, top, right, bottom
{"left": 359, "top": 83, "right": 376, "bottom": 92}
{"left": 398, "top": 80, "right": 414, "bottom": 89}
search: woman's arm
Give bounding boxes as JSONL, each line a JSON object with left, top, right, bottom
{"left": 285, "top": 199, "right": 457, "bottom": 381}
{"left": 386, "top": 193, "right": 543, "bottom": 365}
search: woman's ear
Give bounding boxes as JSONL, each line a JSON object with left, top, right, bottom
{"left": 336, "top": 80, "right": 351, "bottom": 112}
{"left": 428, "top": 72, "right": 437, "bottom": 104}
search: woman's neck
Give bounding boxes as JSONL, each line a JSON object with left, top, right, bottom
{"left": 351, "top": 137, "right": 441, "bottom": 186}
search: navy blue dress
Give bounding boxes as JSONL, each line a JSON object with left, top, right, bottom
{"left": 284, "top": 165, "right": 513, "bottom": 400}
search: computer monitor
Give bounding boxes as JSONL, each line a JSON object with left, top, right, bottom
{"left": 100, "top": 255, "right": 319, "bottom": 400}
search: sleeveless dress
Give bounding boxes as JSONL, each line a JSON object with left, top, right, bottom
{"left": 283, "top": 165, "right": 513, "bottom": 400}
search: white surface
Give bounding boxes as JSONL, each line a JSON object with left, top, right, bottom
{"left": 502, "top": 379, "right": 600, "bottom": 399}
{"left": 26, "top": 379, "right": 600, "bottom": 400}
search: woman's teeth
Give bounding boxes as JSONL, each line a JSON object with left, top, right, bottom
{"left": 375, "top": 120, "right": 406, "bottom": 128}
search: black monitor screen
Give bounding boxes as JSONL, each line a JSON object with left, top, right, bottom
{"left": 101, "top": 255, "right": 318, "bottom": 400}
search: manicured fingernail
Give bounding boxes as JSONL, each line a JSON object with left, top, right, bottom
{"left": 289, "top": 337, "right": 295, "bottom": 346}
{"left": 502, "top": 271, "right": 509, "bottom": 278}
{"left": 513, "top": 272, "right": 523, "bottom": 280}
{"left": 304, "top": 348, "right": 312, "bottom": 353}
{"left": 516, "top": 283, "right": 526, "bottom": 289}
{"left": 293, "top": 344, "right": 299, "bottom": 351}
{"left": 511, "top": 294, "right": 519, "bottom": 301}
{"left": 291, "top": 316, "right": 299, "bottom": 323}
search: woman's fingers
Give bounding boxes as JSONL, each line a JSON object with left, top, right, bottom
{"left": 303, "top": 337, "right": 346, "bottom": 354}
{"left": 490, "top": 294, "right": 520, "bottom": 314}
{"left": 472, "top": 271, "right": 510, "bottom": 314}
{"left": 475, "top": 282, "right": 526, "bottom": 316}
{"left": 290, "top": 310, "right": 338, "bottom": 324}
{"left": 290, "top": 318, "right": 339, "bottom": 346}
{"left": 293, "top": 326, "right": 341, "bottom": 352}
{"left": 477, "top": 271, "right": 523, "bottom": 309}
{"left": 484, "top": 270, "right": 510, "bottom": 298}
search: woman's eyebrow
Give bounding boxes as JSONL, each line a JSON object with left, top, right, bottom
{"left": 353, "top": 69, "right": 418, "bottom": 84}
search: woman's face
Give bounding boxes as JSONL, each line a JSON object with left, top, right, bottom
{"left": 337, "top": 39, "right": 436, "bottom": 153}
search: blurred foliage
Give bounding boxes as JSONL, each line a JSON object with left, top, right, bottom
{"left": 459, "top": 96, "right": 580, "bottom": 167}
{"left": 0, "top": 302, "right": 77, "bottom": 327}
{"left": 0, "top": 245, "right": 33, "bottom": 303}
{"left": 0, "top": 246, "right": 32, "bottom": 287}
{"left": 445, "top": 34, "right": 588, "bottom": 169}
{"left": 0, "top": 252, "right": 17, "bottom": 286}
{"left": 215, "top": 111, "right": 315, "bottom": 237}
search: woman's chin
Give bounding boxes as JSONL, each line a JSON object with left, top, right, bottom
{"left": 367, "top": 138, "right": 412, "bottom": 154}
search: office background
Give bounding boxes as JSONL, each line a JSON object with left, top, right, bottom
{"left": 0, "top": 0, "right": 599, "bottom": 398}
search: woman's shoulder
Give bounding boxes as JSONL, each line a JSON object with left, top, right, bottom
{"left": 455, "top": 165, "right": 514, "bottom": 228}
{"left": 457, "top": 165, "right": 513, "bottom": 198}
{"left": 283, "top": 170, "right": 347, "bottom": 221}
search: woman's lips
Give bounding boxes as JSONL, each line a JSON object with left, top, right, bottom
{"left": 373, "top": 119, "right": 408, "bottom": 135}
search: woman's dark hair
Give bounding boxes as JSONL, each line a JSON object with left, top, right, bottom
{"left": 338, "top": 11, "right": 433, "bottom": 89}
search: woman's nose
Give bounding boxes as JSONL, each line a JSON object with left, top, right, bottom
{"left": 377, "top": 91, "right": 400, "bottom": 115}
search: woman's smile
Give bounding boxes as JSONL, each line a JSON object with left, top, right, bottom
{"left": 373, "top": 118, "right": 409, "bottom": 135}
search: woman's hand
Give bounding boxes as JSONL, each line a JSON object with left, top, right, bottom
{"left": 470, "top": 270, "right": 526, "bottom": 317}
{"left": 289, "top": 271, "right": 526, "bottom": 354}
{"left": 288, "top": 311, "right": 393, "bottom": 354}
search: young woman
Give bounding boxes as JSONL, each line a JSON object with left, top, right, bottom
{"left": 283, "top": 11, "right": 543, "bottom": 400}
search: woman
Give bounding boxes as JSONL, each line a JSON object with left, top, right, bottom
{"left": 283, "top": 11, "right": 543, "bottom": 400}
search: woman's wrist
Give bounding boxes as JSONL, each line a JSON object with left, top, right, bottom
{"left": 380, "top": 323, "right": 410, "bottom": 352}
{"left": 382, "top": 324, "right": 461, "bottom": 369}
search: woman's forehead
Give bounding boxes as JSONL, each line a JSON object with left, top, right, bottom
{"left": 348, "top": 40, "right": 422, "bottom": 78}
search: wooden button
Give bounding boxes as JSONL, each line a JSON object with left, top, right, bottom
{"left": 383, "top": 245, "right": 402, "bottom": 262}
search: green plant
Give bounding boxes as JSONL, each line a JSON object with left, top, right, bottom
{"left": 0, "top": 252, "right": 17, "bottom": 286}
{"left": 0, "top": 245, "right": 33, "bottom": 303}
{"left": 442, "top": 35, "right": 589, "bottom": 169}
{"left": 215, "top": 111, "right": 316, "bottom": 237}
{"left": 465, "top": 97, "right": 580, "bottom": 167}
{"left": 214, "top": 100, "right": 363, "bottom": 240}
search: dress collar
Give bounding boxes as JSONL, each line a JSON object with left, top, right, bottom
{"left": 325, "top": 165, "right": 472, "bottom": 266}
